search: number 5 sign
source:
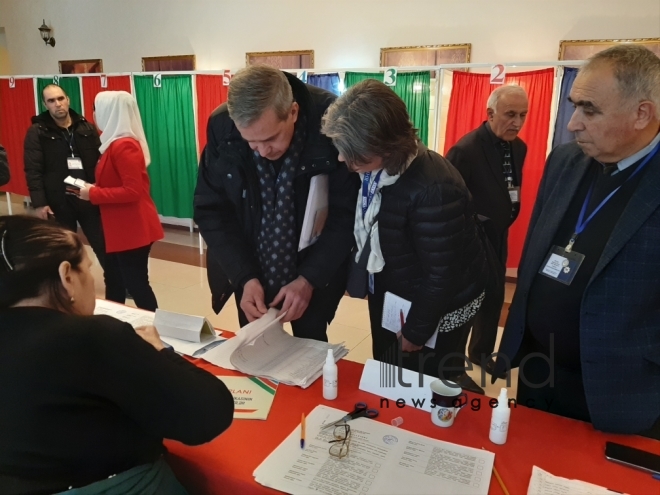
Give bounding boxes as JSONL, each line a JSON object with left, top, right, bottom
{"left": 383, "top": 67, "right": 397, "bottom": 87}
{"left": 490, "top": 64, "right": 506, "bottom": 85}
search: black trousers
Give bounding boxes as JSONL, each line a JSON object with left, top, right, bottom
{"left": 368, "top": 289, "right": 473, "bottom": 380}
{"left": 105, "top": 244, "right": 158, "bottom": 312}
{"left": 235, "top": 266, "right": 348, "bottom": 342}
{"left": 462, "top": 228, "right": 507, "bottom": 362}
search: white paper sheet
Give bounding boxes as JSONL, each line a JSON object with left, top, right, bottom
{"left": 527, "top": 466, "right": 629, "bottom": 495}
{"left": 254, "top": 405, "right": 494, "bottom": 495}
{"left": 382, "top": 292, "right": 438, "bottom": 348}
{"left": 299, "top": 174, "right": 329, "bottom": 251}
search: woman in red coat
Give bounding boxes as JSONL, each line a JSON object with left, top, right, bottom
{"left": 79, "top": 91, "right": 163, "bottom": 311}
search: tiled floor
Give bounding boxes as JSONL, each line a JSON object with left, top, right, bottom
{"left": 3, "top": 190, "right": 518, "bottom": 400}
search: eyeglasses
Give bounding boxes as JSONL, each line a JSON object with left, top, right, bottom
{"left": 328, "top": 423, "right": 351, "bottom": 459}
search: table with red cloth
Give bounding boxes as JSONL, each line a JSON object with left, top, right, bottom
{"left": 165, "top": 358, "right": 660, "bottom": 495}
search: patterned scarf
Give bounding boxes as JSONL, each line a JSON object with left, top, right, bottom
{"left": 253, "top": 114, "right": 307, "bottom": 302}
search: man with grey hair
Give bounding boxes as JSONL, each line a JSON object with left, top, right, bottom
{"left": 446, "top": 84, "right": 529, "bottom": 379}
{"left": 194, "top": 66, "right": 359, "bottom": 341}
{"left": 495, "top": 45, "right": 660, "bottom": 438}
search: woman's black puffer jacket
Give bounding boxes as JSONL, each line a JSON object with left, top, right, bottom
{"left": 377, "top": 143, "right": 488, "bottom": 346}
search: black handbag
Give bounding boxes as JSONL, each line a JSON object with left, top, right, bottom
{"left": 346, "top": 240, "right": 372, "bottom": 299}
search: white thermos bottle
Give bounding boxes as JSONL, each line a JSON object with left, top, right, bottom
{"left": 323, "top": 349, "right": 338, "bottom": 400}
{"left": 489, "top": 388, "right": 510, "bottom": 445}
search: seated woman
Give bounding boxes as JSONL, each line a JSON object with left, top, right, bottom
{"left": 78, "top": 91, "right": 163, "bottom": 312}
{"left": 0, "top": 215, "right": 233, "bottom": 494}
{"left": 322, "top": 80, "right": 488, "bottom": 393}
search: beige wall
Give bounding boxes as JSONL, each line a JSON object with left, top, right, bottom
{"left": 0, "top": 0, "right": 659, "bottom": 75}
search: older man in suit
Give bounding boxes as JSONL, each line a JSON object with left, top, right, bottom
{"left": 447, "top": 85, "right": 528, "bottom": 381}
{"left": 495, "top": 45, "right": 660, "bottom": 438}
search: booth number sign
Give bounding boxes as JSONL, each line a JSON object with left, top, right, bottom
{"left": 383, "top": 68, "right": 397, "bottom": 87}
{"left": 153, "top": 73, "right": 162, "bottom": 88}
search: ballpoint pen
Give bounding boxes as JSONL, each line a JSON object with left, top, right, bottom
{"left": 300, "top": 413, "right": 306, "bottom": 449}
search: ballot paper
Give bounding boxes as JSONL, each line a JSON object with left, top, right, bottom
{"left": 298, "top": 174, "right": 329, "bottom": 251}
{"left": 382, "top": 292, "right": 438, "bottom": 348}
{"left": 254, "top": 405, "right": 494, "bottom": 495}
{"left": 203, "top": 308, "right": 347, "bottom": 388}
{"left": 527, "top": 466, "right": 629, "bottom": 495}
{"left": 93, "top": 299, "right": 225, "bottom": 357}
{"left": 216, "top": 376, "right": 278, "bottom": 420}
{"left": 63, "top": 175, "right": 88, "bottom": 189}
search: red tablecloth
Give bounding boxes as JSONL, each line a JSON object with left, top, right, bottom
{"left": 166, "top": 359, "right": 660, "bottom": 495}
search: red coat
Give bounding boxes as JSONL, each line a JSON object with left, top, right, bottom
{"left": 89, "top": 138, "right": 164, "bottom": 253}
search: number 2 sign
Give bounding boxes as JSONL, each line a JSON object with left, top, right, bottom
{"left": 490, "top": 64, "right": 506, "bottom": 85}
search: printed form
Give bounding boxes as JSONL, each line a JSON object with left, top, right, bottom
{"left": 254, "top": 405, "right": 494, "bottom": 495}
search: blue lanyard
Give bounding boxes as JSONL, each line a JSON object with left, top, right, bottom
{"left": 566, "top": 142, "right": 660, "bottom": 253}
{"left": 361, "top": 170, "right": 383, "bottom": 219}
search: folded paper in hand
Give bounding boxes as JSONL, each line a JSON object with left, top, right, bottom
{"left": 64, "top": 176, "right": 88, "bottom": 189}
{"left": 298, "top": 174, "right": 328, "bottom": 251}
{"left": 202, "top": 308, "right": 347, "bottom": 388}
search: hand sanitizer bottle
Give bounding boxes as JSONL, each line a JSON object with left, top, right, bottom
{"left": 489, "top": 388, "right": 510, "bottom": 445}
{"left": 323, "top": 349, "right": 338, "bottom": 400}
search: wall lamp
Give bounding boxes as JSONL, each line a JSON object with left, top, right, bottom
{"left": 38, "top": 19, "right": 55, "bottom": 47}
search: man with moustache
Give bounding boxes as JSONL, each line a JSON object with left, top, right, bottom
{"left": 495, "top": 45, "right": 660, "bottom": 438}
{"left": 447, "top": 85, "right": 529, "bottom": 381}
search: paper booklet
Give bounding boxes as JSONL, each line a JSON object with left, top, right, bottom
{"left": 63, "top": 175, "right": 88, "bottom": 189}
{"left": 298, "top": 174, "right": 329, "bottom": 251}
{"left": 216, "top": 376, "right": 278, "bottom": 420}
{"left": 254, "top": 404, "right": 495, "bottom": 495}
{"left": 527, "top": 466, "right": 629, "bottom": 495}
{"left": 381, "top": 291, "right": 438, "bottom": 348}
{"left": 93, "top": 299, "right": 225, "bottom": 358}
{"left": 202, "top": 308, "right": 347, "bottom": 388}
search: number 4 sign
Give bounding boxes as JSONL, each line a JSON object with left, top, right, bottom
{"left": 383, "top": 67, "right": 397, "bottom": 87}
{"left": 490, "top": 64, "right": 506, "bottom": 85}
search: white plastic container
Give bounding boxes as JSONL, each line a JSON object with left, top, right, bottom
{"left": 489, "top": 388, "right": 510, "bottom": 445}
{"left": 322, "top": 349, "right": 338, "bottom": 400}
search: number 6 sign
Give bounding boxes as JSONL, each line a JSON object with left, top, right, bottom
{"left": 490, "top": 64, "right": 506, "bottom": 85}
{"left": 383, "top": 67, "right": 397, "bottom": 87}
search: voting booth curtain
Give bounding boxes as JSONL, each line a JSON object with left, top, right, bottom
{"left": 444, "top": 68, "right": 555, "bottom": 268}
{"left": 81, "top": 75, "right": 132, "bottom": 125}
{"left": 195, "top": 75, "right": 229, "bottom": 155}
{"left": 0, "top": 78, "right": 33, "bottom": 195}
{"left": 308, "top": 73, "right": 341, "bottom": 96}
{"left": 345, "top": 71, "right": 431, "bottom": 146}
{"left": 134, "top": 75, "right": 198, "bottom": 219}
{"left": 37, "top": 77, "right": 82, "bottom": 115}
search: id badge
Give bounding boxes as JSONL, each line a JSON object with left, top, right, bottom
{"left": 538, "top": 245, "right": 585, "bottom": 285}
{"left": 67, "top": 157, "right": 83, "bottom": 170}
{"left": 508, "top": 186, "right": 521, "bottom": 203}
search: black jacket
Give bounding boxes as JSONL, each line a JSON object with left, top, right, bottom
{"left": 0, "top": 145, "right": 8, "bottom": 186}
{"left": 194, "top": 73, "right": 359, "bottom": 300}
{"left": 446, "top": 122, "right": 527, "bottom": 236}
{"left": 378, "top": 143, "right": 488, "bottom": 346}
{"left": 24, "top": 109, "right": 101, "bottom": 208}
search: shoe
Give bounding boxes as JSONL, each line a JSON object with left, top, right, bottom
{"left": 450, "top": 372, "right": 485, "bottom": 395}
{"left": 469, "top": 354, "right": 507, "bottom": 380}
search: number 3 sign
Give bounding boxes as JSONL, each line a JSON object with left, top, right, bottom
{"left": 490, "top": 64, "right": 506, "bottom": 85}
{"left": 383, "top": 67, "right": 397, "bottom": 87}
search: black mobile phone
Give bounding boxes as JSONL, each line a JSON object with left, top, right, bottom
{"left": 605, "top": 441, "right": 660, "bottom": 475}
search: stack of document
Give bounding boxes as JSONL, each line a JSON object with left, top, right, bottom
{"left": 203, "top": 309, "right": 347, "bottom": 388}
{"left": 254, "top": 405, "right": 495, "bottom": 495}
{"left": 94, "top": 299, "right": 225, "bottom": 357}
{"left": 527, "top": 466, "right": 628, "bottom": 494}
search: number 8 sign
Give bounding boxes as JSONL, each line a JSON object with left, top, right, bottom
{"left": 490, "top": 64, "right": 506, "bottom": 85}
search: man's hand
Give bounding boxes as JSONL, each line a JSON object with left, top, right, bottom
{"left": 78, "top": 184, "right": 94, "bottom": 201}
{"left": 241, "top": 278, "right": 268, "bottom": 322}
{"left": 397, "top": 331, "right": 423, "bottom": 352}
{"left": 35, "top": 205, "right": 54, "bottom": 220}
{"left": 270, "top": 276, "right": 313, "bottom": 322}
{"left": 135, "top": 325, "right": 165, "bottom": 351}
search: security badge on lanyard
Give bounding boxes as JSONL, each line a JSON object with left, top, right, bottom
{"left": 65, "top": 129, "right": 83, "bottom": 170}
{"left": 539, "top": 142, "right": 660, "bottom": 285}
{"left": 362, "top": 170, "right": 383, "bottom": 294}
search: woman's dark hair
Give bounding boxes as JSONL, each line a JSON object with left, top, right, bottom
{"left": 321, "top": 79, "right": 419, "bottom": 175}
{"left": 0, "top": 215, "right": 85, "bottom": 311}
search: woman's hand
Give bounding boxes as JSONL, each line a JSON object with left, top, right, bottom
{"left": 135, "top": 325, "right": 165, "bottom": 351}
{"left": 78, "top": 183, "right": 94, "bottom": 201}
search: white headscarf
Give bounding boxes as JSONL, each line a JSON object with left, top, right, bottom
{"left": 95, "top": 91, "right": 151, "bottom": 166}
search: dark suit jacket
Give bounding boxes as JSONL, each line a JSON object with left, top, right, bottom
{"left": 496, "top": 141, "right": 660, "bottom": 435}
{"left": 446, "top": 122, "right": 527, "bottom": 237}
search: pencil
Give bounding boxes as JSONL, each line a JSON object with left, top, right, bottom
{"left": 399, "top": 309, "right": 405, "bottom": 330}
{"left": 300, "top": 413, "right": 306, "bottom": 449}
{"left": 482, "top": 448, "right": 509, "bottom": 495}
